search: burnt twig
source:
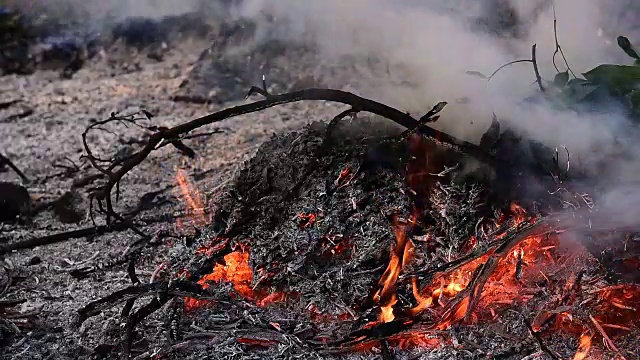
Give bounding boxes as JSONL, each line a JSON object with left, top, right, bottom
{"left": 76, "top": 282, "right": 165, "bottom": 326}
{"left": 405, "top": 217, "right": 545, "bottom": 281}
{"left": 588, "top": 314, "right": 621, "bottom": 354}
{"left": 124, "top": 290, "right": 168, "bottom": 355}
{"left": 380, "top": 339, "right": 395, "bottom": 360}
{"left": 0, "top": 99, "right": 21, "bottom": 110}
{"left": 0, "top": 213, "right": 174, "bottom": 256}
{"left": 325, "top": 108, "right": 360, "bottom": 140}
{"left": 551, "top": 6, "right": 576, "bottom": 77}
{"left": 399, "top": 101, "right": 448, "bottom": 140}
{"left": 532, "top": 44, "right": 545, "bottom": 93}
{"left": 0, "top": 153, "right": 28, "bottom": 182}
{"left": 0, "top": 107, "right": 33, "bottom": 123}
{"left": 0, "top": 263, "right": 12, "bottom": 298}
{"left": 122, "top": 259, "right": 141, "bottom": 319}
{"left": 439, "top": 218, "right": 546, "bottom": 323}
{"left": 76, "top": 280, "right": 218, "bottom": 327}
{"left": 523, "top": 317, "right": 560, "bottom": 360}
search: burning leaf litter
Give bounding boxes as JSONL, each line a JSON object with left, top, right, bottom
{"left": 155, "top": 120, "right": 640, "bottom": 359}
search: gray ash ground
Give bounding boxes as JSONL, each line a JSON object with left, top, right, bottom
{"left": 0, "top": 17, "right": 351, "bottom": 359}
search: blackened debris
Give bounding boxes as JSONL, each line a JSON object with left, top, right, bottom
{"left": 0, "top": 182, "right": 31, "bottom": 222}
{"left": 111, "top": 13, "right": 213, "bottom": 49}
{"left": 111, "top": 17, "right": 165, "bottom": 49}
{"left": 53, "top": 191, "right": 84, "bottom": 224}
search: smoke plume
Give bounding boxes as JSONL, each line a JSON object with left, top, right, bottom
{"left": 235, "top": 0, "right": 640, "bottom": 227}
{"left": 235, "top": 1, "right": 635, "bottom": 143}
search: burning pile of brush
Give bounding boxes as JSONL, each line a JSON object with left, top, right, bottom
{"left": 156, "top": 123, "right": 639, "bottom": 360}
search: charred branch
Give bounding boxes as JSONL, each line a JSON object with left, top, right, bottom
{"left": 82, "top": 86, "right": 493, "bottom": 232}
{"left": 444, "top": 218, "right": 546, "bottom": 322}
{"left": 0, "top": 153, "right": 28, "bottom": 182}
{"left": 0, "top": 213, "right": 175, "bottom": 256}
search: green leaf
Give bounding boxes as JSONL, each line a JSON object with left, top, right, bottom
{"left": 617, "top": 36, "right": 640, "bottom": 60}
{"left": 583, "top": 65, "right": 640, "bottom": 94}
{"left": 553, "top": 71, "right": 569, "bottom": 87}
{"left": 564, "top": 78, "right": 600, "bottom": 103}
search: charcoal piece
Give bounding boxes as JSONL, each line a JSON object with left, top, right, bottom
{"left": 0, "top": 182, "right": 31, "bottom": 222}
{"left": 53, "top": 191, "right": 83, "bottom": 224}
{"left": 29, "top": 256, "right": 41, "bottom": 265}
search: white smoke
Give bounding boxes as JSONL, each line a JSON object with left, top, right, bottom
{"left": 234, "top": 0, "right": 640, "bottom": 227}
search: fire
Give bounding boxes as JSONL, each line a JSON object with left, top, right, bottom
{"left": 175, "top": 168, "right": 210, "bottom": 229}
{"left": 296, "top": 212, "right": 317, "bottom": 229}
{"left": 572, "top": 333, "right": 592, "bottom": 360}
{"left": 510, "top": 202, "right": 527, "bottom": 224}
{"left": 372, "top": 215, "right": 416, "bottom": 322}
{"left": 184, "top": 247, "right": 285, "bottom": 311}
{"left": 181, "top": 194, "right": 638, "bottom": 357}
{"left": 170, "top": 132, "right": 639, "bottom": 357}
{"left": 368, "top": 202, "right": 574, "bottom": 340}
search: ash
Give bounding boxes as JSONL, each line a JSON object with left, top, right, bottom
{"left": 215, "top": 119, "right": 412, "bottom": 314}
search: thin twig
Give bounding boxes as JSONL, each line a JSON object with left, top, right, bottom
{"left": 0, "top": 153, "right": 28, "bottom": 182}
{"left": 0, "top": 263, "right": 12, "bottom": 298}
{"left": 0, "top": 213, "right": 174, "bottom": 255}
{"left": 523, "top": 317, "right": 560, "bottom": 360}
{"left": 589, "top": 314, "right": 621, "bottom": 354}
{"left": 552, "top": 6, "right": 576, "bottom": 78}
{"left": 486, "top": 59, "right": 533, "bottom": 81}
{"left": 532, "top": 44, "right": 545, "bottom": 93}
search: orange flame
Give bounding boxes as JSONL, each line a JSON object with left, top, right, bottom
{"left": 184, "top": 248, "right": 285, "bottom": 311}
{"left": 375, "top": 202, "right": 577, "bottom": 336}
{"left": 175, "top": 169, "right": 210, "bottom": 229}
{"left": 572, "top": 333, "right": 592, "bottom": 360}
{"left": 372, "top": 216, "right": 416, "bottom": 322}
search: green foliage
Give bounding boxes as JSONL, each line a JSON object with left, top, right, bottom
{"left": 583, "top": 65, "right": 640, "bottom": 94}
{"left": 553, "top": 71, "right": 569, "bottom": 87}
{"left": 549, "top": 35, "right": 640, "bottom": 118}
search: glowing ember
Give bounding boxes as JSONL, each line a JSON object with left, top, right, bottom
{"left": 335, "top": 166, "right": 355, "bottom": 188}
{"left": 171, "top": 138, "right": 640, "bottom": 358}
{"left": 184, "top": 248, "right": 285, "bottom": 311}
{"left": 296, "top": 212, "right": 317, "bottom": 229}
{"left": 572, "top": 333, "right": 592, "bottom": 360}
